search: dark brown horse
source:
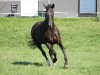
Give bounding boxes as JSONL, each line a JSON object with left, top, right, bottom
{"left": 31, "top": 4, "right": 68, "bottom": 68}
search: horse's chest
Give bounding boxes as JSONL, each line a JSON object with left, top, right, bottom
{"left": 45, "top": 30, "right": 60, "bottom": 44}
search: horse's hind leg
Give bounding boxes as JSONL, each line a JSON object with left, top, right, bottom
{"left": 49, "top": 50, "right": 57, "bottom": 65}
{"left": 36, "top": 44, "right": 50, "bottom": 66}
{"left": 46, "top": 43, "right": 57, "bottom": 65}
{"left": 58, "top": 42, "right": 68, "bottom": 68}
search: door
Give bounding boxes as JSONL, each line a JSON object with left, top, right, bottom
{"left": 79, "top": 0, "right": 97, "bottom": 16}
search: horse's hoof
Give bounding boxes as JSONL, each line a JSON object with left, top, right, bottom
{"left": 46, "top": 60, "right": 51, "bottom": 66}
{"left": 64, "top": 64, "right": 68, "bottom": 69}
{"left": 53, "top": 58, "right": 57, "bottom": 63}
{"left": 47, "top": 63, "right": 51, "bottom": 66}
{"left": 53, "top": 63, "right": 56, "bottom": 65}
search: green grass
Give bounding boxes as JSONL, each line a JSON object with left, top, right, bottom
{"left": 0, "top": 17, "right": 100, "bottom": 75}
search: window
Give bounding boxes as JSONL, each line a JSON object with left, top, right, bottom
{"left": 11, "top": 4, "right": 18, "bottom": 13}
{"left": 79, "top": 0, "right": 97, "bottom": 17}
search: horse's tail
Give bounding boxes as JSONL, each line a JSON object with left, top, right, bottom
{"left": 27, "top": 25, "right": 37, "bottom": 49}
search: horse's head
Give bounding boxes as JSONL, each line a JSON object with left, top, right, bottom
{"left": 43, "top": 4, "right": 55, "bottom": 28}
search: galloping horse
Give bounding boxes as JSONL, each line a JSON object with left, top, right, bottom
{"left": 31, "top": 4, "right": 68, "bottom": 68}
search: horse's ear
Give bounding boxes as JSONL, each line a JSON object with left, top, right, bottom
{"left": 51, "top": 3, "right": 55, "bottom": 8}
{"left": 43, "top": 4, "right": 47, "bottom": 9}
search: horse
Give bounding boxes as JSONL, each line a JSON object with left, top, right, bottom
{"left": 31, "top": 3, "right": 68, "bottom": 68}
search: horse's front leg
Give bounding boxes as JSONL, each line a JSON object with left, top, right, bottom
{"left": 58, "top": 42, "right": 68, "bottom": 68}
{"left": 46, "top": 43, "right": 57, "bottom": 65}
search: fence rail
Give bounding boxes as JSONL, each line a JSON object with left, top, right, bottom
{"left": 0, "top": 12, "right": 100, "bottom": 18}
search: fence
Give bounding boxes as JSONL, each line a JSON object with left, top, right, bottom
{"left": 0, "top": 12, "right": 100, "bottom": 18}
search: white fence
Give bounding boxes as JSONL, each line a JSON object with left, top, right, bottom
{"left": 0, "top": 12, "right": 99, "bottom": 18}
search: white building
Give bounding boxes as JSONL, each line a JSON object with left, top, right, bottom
{"left": 0, "top": 0, "right": 100, "bottom": 17}
{"left": 0, "top": 0, "right": 38, "bottom": 17}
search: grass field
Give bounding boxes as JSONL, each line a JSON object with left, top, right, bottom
{"left": 0, "top": 17, "right": 100, "bottom": 75}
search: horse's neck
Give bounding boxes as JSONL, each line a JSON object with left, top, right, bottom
{"left": 44, "top": 19, "right": 55, "bottom": 28}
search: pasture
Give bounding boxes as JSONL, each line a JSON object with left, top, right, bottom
{"left": 0, "top": 17, "right": 100, "bottom": 75}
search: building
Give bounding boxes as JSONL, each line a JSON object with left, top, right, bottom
{"left": 39, "top": 0, "right": 100, "bottom": 17}
{"left": 0, "top": 0, "right": 100, "bottom": 17}
{"left": 0, "top": 0, "right": 38, "bottom": 17}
